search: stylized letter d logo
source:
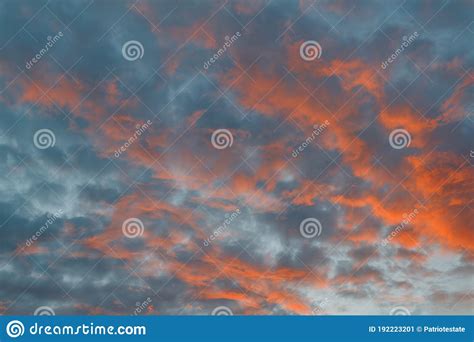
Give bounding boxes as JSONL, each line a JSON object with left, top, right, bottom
{"left": 6, "top": 320, "right": 25, "bottom": 338}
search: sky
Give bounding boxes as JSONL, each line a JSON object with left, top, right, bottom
{"left": 0, "top": 0, "right": 473, "bottom": 316}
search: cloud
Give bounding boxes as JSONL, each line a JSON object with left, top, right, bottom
{"left": 0, "top": 0, "right": 472, "bottom": 315}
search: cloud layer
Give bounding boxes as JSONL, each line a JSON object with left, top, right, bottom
{"left": 0, "top": 0, "right": 473, "bottom": 315}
